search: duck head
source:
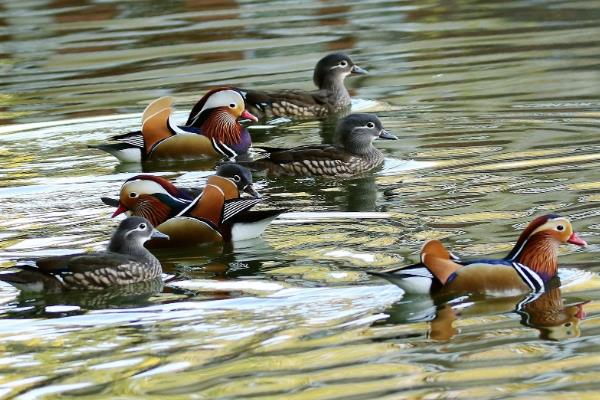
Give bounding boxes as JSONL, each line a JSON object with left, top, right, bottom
{"left": 108, "top": 216, "right": 169, "bottom": 254}
{"left": 313, "top": 53, "right": 367, "bottom": 90}
{"left": 185, "top": 87, "right": 258, "bottom": 144}
{"left": 112, "top": 175, "right": 189, "bottom": 227}
{"left": 336, "top": 113, "right": 397, "bottom": 155}
{"left": 507, "top": 214, "right": 587, "bottom": 281}
{"left": 215, "top": 163, "right": 260, "bottom": 198}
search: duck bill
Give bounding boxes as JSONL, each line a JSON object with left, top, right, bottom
{"left": 151, "top": 229, "right": 170, "bottom": 241}
{"left": 243, "top": 184, "right": 261, "bottom": 198}
{"left": 351, "top": 65, "right": 368, "bottom": 75}
{"left": 240, "top": 110, "right": 258, "bottom": 122}
{"left": 378, "top": 129, "right": 398, "bottom": 140}
{"left": 567, "top": 232, "right": 587, "bottom": 247}
{"left": 111, "top": 204, "right": 128, "bottom": 218}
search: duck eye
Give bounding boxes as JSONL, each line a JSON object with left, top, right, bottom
{"left": 229, "top": 103, "right": 236, "bottom": 109}
{"left": 557, "top": 225, "right": 564, "bottom": 231}
{"left": 340, "top": 60, "right": 348, "bottom": 67}
{"left": 233, "top": 174, "right": 241, "bottom": 182}
{"left": 366, "top": 122, "right": 375, "bottom": 129}
{"left": 130, "top": 192, "right": 138, "bottom": 198}
{"left": 565, "top": 322, "right": 572, "bottom": 327}
{"left": 139, "top": 223, "right": 146, "bottom": 230}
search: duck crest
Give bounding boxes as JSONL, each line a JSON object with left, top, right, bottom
{"left": 186, "top": 87, "right": 237, "bottom": 126}
{"left": 126, "top": 175, "right": 187, "bottom": 199}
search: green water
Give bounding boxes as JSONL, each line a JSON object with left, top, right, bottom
{"left": 1, "top": 0, "right": 600, "bottom": 398}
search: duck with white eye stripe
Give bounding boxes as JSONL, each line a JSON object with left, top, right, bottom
{"left": 243, "top": 53, "right": 368, "bottom": 119}
{"left": 368, "top": 215, "right": 587, "bottom": 297}
{"left": 0, "top": 217, "right": 168, "bottom": 293}
{"left": 92, "top": 87, "right": 258, "bottom": 163}
{"left": 240, "top": 113, "right": 397, "bottom": 177}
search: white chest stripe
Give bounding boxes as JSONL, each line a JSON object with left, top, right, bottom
{"left": 512, "top": 262, "right": 545, "bottom": 293}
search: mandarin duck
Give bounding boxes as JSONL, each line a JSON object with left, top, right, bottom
{"left": 109, "top": 165, "right": 285, "bottom": 246}
{"left": 369, "top": 215, "right": 587, "bottom": 296}
{"left": 243, "top": 53, "right": 367, "bottom": 119}
{"left": 242, "top": 113, "right": 397, "bottom": 177}
{"left": 100, "top": 163, "right": 260, "bottom": 211}
{"left": 0, "top": 217, "right": 168, "bottom": 293}
{"left": 92, "top": 88, "right": 258, "bottom": 162}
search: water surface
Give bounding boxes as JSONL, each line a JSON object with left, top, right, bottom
{"left": 1, "top": 0, "right": 600, "bottom": 398}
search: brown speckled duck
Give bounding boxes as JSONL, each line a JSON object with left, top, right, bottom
{"left": 243, "top": 113, "right": 397, "bottom": 177}
{"left": 243, "top": 53, "right": 367, "bottom": 119}
{"left": 0, "top": 217, "right": 168, "bottom": 293}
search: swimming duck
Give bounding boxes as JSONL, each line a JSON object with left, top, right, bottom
{"left": 109, "top": 165, "right": 285, "bottom": 246}
{"left": 243, "top": 113, "right": 397, "bottom": 177}
{"left": 0, "top": 217, "right": 168, "bottom": 293}
{"left": 368, "top": 214, "right": 587, "bottom": 296}
{"left": 243, "top": 53, "right": 367, "bottom": 119}
{"left": 92, "top": 88, "right": 258, "bottom": 162}
{"left": 101, "top": 163, "right": 260, "bottom": 214}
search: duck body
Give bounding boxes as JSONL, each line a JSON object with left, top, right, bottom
{"left": 109, "top": 165, "right": 285, "bottom": 247}
{"left": 243, "top": 113, "right": 397, "bottom": 177}
{"left": 369, "top": 215, "right": 587, "bottom": 297}
{"left": 242, "top": 53, "right": 367, "bottom": 119}
{"left": 92, "top": 88, "right": 257, "bottom": 163}
{"left": 0, "top": 217, "right": 168, "bottom": 293}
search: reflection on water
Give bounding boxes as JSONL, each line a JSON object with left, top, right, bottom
{"left": 1, "top": 0, "right": 600, "bottom": 397}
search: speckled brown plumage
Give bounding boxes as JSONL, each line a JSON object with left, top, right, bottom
{"left": 244, "top": 113, "right": 397, "bottom": 177}
{"left": 0, "top": 217, "right": 166, "bottom": 293}
{"left": 243, "top": 53, "right": 367, "bottom": 119}
{"left": 251, "top": 145, "right": 384, "bottom": 177}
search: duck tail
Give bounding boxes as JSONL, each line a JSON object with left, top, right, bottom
{"left": 0, "top": 265, "right": 62, "bottom": 293}
{"left": 89, "top": 142, "right": 143, "bottom": 163}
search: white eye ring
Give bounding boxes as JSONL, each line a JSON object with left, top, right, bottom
{"left": 139, "top": 223, "right": 147, "bottom": 230}
{"left": 557, "top": 225, "right": 564, "bottom": 231}
{"left": 366, "top": 122, "right": 375, "bottom": 129}
{"left": 130, "top": 192, "right": 138, "bottom": 198}
{"left": 233, "top": 174, "right": 241, "bottom": 182}
{"left": 229, "top": 103, "right": 236, "bottom": 108}
{"left": 340, "top": 60, "right": 348, "bottom": 67}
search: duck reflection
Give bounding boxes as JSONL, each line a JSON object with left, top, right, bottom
{"left": 381, "top": 286, "right": 588, "bottom": 342}
{"left": 518, "top": 286, "right": 588, "bottom": 341}
{"left": 2, "top": 277, "right": 165, "bottom": 318}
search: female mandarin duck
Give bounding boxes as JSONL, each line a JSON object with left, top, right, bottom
{"left": 93, "top": 88, "right": 258, "bottom": 162}
{"left": 242, "top": 53, "right": 367, "bottom": 119}
{"left": 243, "top": 113, "right": 397, "bottom": 177}
{"left": 0, "top": 217, "right": 168, "bottom": 293}
{"left": 369, "top": 215, "right": 587, "bottom": 296}
{"left": 109, "top": 165, "right": 285, "bottom": 246}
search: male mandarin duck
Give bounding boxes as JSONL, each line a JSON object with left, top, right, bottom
{"left": 242, "top": 113, "right": 397, "bottom": 177}
{"left": 243, "top": 53, "right": 367, "bottom": 119}
{"left": 0, "top": 217, "right": 168, "bottom": 293}
{"left": 93, "top": 88, "right": 258, "bottom": 162}
{"left": 369, "top": 215, "right": 587, "bottom": 296}
{"left": 109, "top": 165, "right": 285, "bottom": 246}
{"left": 100, "top": 163, "right": 260, "bottom": 212}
